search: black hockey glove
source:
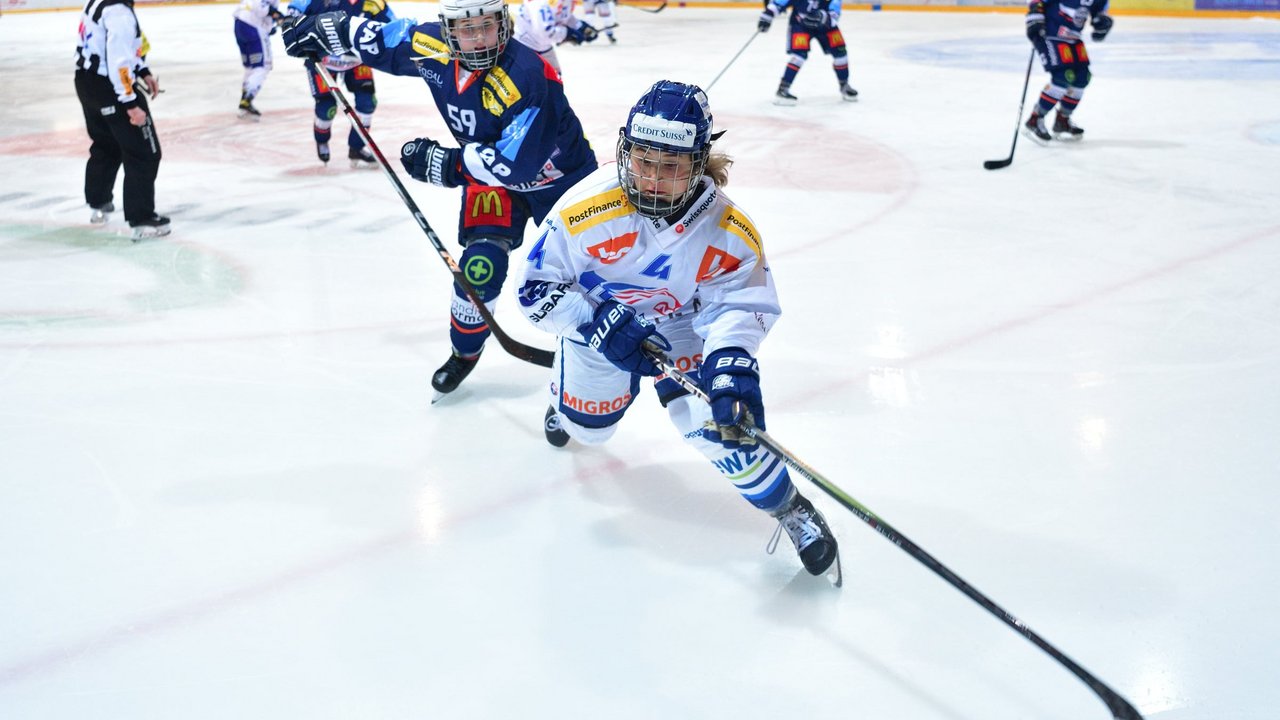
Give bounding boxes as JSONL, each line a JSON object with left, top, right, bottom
{"left": 400, "top": 137, "right": 464, "bottom": 188}
{"left": 700, "top": 348, "right": 764, "bottom": 449}
{"left": 577, "top": 301, "right": 670, "bottom": 377}
{"left": 1091, "top": 13, "right": 1113, "bottom": 42}
{"left": 1025, "top": 3, "right": 1048, "bottom": 59}
{"left": 800, "top": 10, "right": 829, "bottom": 31}
{"left": 283, "top": 11, "right": 354, "bottom": 59}
{"left": 757, "top": 8, "right": 776, "bottom": 33}
{"left": 565, "top": 21, "right": 597, "bottom": 45}
{"left": 1025, "top": 2, "right": 1045, "bottom": 41}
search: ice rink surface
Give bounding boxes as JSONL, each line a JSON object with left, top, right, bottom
{"left": 2, "top": 4, "right": 1279, "bottom": 718}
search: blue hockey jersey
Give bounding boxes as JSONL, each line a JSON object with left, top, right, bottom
{"left": 338, "top": 19, "right": 597, "bottom": 195}
{"left": 1041, "top": 0, "right": 1108, "bottom": 43}
{"left": 766, "top": 0, "right": 842, "bottom": 27}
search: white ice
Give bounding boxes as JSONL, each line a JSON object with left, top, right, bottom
{"left": 2, "top": 5, "right": 1279, "bottom": 719}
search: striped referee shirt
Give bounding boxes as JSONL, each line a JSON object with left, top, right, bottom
{"left": 75, "top": 0, "right": 151, "bottom": 108}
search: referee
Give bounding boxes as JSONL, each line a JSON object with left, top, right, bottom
{"left": 75, "top": 0, "right": 169, "bottom": 239}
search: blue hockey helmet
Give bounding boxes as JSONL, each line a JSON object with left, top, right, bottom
{"left": 617, "top": 80, "right": 716, "bottom": 219}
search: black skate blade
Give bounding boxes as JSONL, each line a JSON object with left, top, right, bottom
{"left": 1020, "top": 126, "right": 1051, "bottom": 146}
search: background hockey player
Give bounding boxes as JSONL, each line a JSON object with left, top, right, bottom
{"left": 580, "top": 0, "right": 616, "bottom": 44}
{"left": 283, "top": 0, "right": 598, "bottom": 398}
{"left": 74, "top": 0, "right": 170, "bottom": 239}
{"left": 513, "top": 0, "right": 598, "bottom": 74}
{"left": 514, "top": 80, "right": 839, "bottom": 579}
{"left": 1024, "top": 0, "right": 1112, "bottom": 142}
{"left": 757, "top": 0, "right": 857, "bottom": 105}
{"left": 285, "top": 0, "right": 396, "bottom": 167}
{"left": 233, "top": 0, "right": 285, "bottom": 119}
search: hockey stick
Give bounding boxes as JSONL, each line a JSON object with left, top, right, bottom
{"left": 618, "top": 1, "right": 667, "bottom": 13}
{"left": 313, "top": 64, "right": 555, "bottom": 368}
{"left": 642, "top": 346, "right": 1145, "bottom": 720}
{"left": 706, "top": 30, "right": 760, "bottom": 91}
{"left": 983, "top": 48, "right": 1037, "bottom": 171}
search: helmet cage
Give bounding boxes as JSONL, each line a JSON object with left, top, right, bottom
{"left": 615, "top": 81, "right": 714, "bottom": 219}
{"left": 440, "top": 3, "right": 511, "bottom": 70}
{"left": 616, "top": 133, "right": 710, "bottom": 219}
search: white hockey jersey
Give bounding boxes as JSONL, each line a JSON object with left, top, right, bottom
{"left": 516, "top": 165, "right": 780, "bottom": 358}
{"left": 514, "top": 0, "right": 580, "bottom": 54}
{"left": 234, "top": 0, "right": 281, "bottom": 32}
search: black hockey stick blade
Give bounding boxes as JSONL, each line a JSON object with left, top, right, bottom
{"left": 641, "top": 344, "right": 1146, "bottom": 720}
{"left": 983, "top": 157, "right": 1014, "bottom": 170}
{"left": 314, "top": 65, "right": 554, "bottom": 369}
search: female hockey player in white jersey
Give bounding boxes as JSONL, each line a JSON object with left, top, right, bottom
{"left": 513, "top": 0, "right": 598, "bottom": 74}
{"left": 233, "top": 0, "right": 284, "bottom": 118}
{"left": 514, "top": 80, "right": 839, "bottom": 579}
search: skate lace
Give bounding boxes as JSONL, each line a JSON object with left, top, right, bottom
{"left": 766, "top": 505, "right": 820, "bottom": 555}
{"left": 442, "top": 355, "right": 470, "bottom": 374}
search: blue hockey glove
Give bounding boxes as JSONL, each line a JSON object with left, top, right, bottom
{"left": 800, "top": 10, "right": 829, "bottom": 31}
{"left": 757, "top": 8, "right": 776, "bottom": 33}
{"left": 565, "top": 21, "right": 598, "bottom": 45}
{"left": 578, "top": 301, "right": 670, "bottom": 377}
{"left": 1091, "top": 13, "right": 1113, "bottom": 42}
{"left": 283, "top": 11, "right": 353, "bottom": 59}
{"left": 400, "top": 138, "right": 464, "bottom": 188}
{"left": 700, "top": 348, "right": 764, "bottom": 449}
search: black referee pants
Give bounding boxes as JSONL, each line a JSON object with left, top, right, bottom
{"left": 75, "top": 69, "right": 162, "bottom": 225}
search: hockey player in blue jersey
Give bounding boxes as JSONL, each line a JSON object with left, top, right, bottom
{"left": 283, "top": 0, "right": 599, "bottom": 397}
{"left": 286, "top": 0, "right": 396, "bottom": 167}
{"left": 1023, "top": 0, "right": 1113, "bottom": 142}
{"left": 757, "top": 0, "right": 857, "bottom": 105}
{"left": 514, "top": 81, "right": 840, "bottom": 580}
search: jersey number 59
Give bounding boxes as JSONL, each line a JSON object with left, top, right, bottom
{"left": 447, "top": 105, "right": 477, "bottom": 137}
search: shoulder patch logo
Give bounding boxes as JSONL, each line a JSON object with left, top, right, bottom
{"left": 717, "top": 207, "right": 762, "bottom": 260}
{"left": 484, "top": 68, "right": 522, "bottom": 109}
{"left": 560, "top": 187, "right": 634, "bottom": 235}
{"left": 586, "top": 232, "right": 640, "bottom": 264}
{"left": 411, "top": 31, "right": 450, "bottom": 65}
{"left": 480, "top": 87, "right": 503, "bottom": 117}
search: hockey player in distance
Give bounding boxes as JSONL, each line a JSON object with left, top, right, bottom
{"left": 757, "top": 0, "right": 857, "bottom": 105}
{"left": 283, "top": 0, "right": 598, "bottom": 398}
{"left": 286, "top": 0, "right": 397, "bottom": 167}
{"left": 233, "top": 0, "right": 285, "bottom": 119}
{"left": 513, "top": 0, "right": 598, "bottom": 74}
{"left": 514, "top": 81, "right": 840, "bottom": 581}
{"left": 1023, "top": 0, "right": 1113, "bottom": 143}
{"left": 580, "top": 0, "right": 616, "bottom": 44}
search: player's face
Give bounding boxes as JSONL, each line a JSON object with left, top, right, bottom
{"left": 629, "top": 146, "right": 695, "bottom": 203}
{"left": 451, "top": 15, "right": 502, "bottom": 52}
